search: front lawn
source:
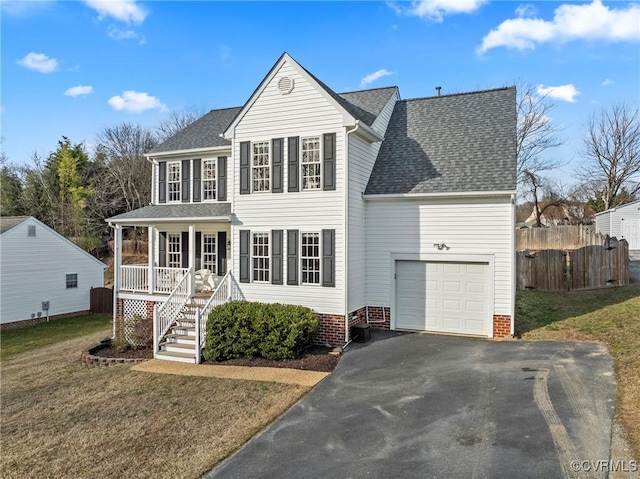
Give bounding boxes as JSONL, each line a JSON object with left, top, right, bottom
{"left": 0, "top": 314, "right": 111, "bottom": 359}
{"left": 517, "top": 284, "right": 640, "bottom": 461}
{"left": 0, "top": 330, "right": 309, "bottom": 478}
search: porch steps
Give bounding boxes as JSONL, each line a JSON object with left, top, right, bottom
{"left": 155, "top": 350, "right": 196, "bottom": 363}
{"left": 154, "top": 302, "right": 203, "bottom": 363}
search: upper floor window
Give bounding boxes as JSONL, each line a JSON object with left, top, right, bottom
{"left": 252, "top": 232, "right": 270, "bottom": 282}
{"left": 301, "top": 137, "right": 321, "bottom": 190}
{"left": 301, "top": 232, "right": 320, "bottom": 284}
{"left": 252, "top": 141, "right": 270, "bottom": 192}
{"left": 167, "top": 161, "right": 181, "bottom": 202}
{"left": 202, "top": 159, "right": 216, "bottom": 200}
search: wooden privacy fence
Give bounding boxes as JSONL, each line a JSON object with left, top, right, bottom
{"left": 516, "top": 225, "right": 606, "bottom": 251}
{"left": 517, "top": 239, "right": 629, "bottom": 291}
{"left": 90, "top": 287, "right": 113, "bottom": 314}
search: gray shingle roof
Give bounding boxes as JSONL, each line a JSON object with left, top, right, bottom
{"left": 149, "top": 107, "right": 241, "bottom": 154}
{"left": 107, "top": 203, "right": 232, "bottom": 223}
{"left": 0, "top": 216, "right": 28, "bottom": 234}
{"left": 365, "top": 87, "right": 517, "bottom": 195}
{"left": 338, "top": 87, "right": 398, "bottom": 126}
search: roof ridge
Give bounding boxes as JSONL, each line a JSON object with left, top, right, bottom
{"left": 402, "top": 86, "right": 515, "bottom": 103}
{"left": 338, "top": 86, "right": 399, "bottom": 95}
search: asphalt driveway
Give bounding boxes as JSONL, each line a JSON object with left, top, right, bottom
{"left": 206, "top": 331, "right": 616, "bottom": 479}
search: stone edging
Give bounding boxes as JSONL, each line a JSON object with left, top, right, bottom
{"left": 81, "top": 343, "right": 149, "bottom": 367}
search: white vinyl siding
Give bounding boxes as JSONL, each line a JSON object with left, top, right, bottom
{"left": 202, "top": 159, "right": 216, "bottom": 200}
{"left": 301, "top": 232, "right": 320, "bottom": 284}
{"left": 231, "top": 59, "right": 345, "bottom": 314}
{"left": 595, "top": 201, "right": 640, "bottom": 249}
{"left": 0, "top": 218, "right": 104, "bottom": 324}
{"left": 301, "top": 137, "right": 321, "bottom": 190}
{"left": 167, "top": 161, "right": 181, "bottom": 202}
{"left": 365, "top": 196, "right": 514, "bottom": 318}
{"left": 202, "top": 234, "right": 216, "bottom": 272}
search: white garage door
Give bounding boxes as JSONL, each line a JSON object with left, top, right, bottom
{"left": 621, "top": 218, "right": 639, "bottom": 249}
{"left": 395, "top": 260, "right": 490, "bottom": 336}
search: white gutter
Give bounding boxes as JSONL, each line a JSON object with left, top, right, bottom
{"left": 363, "top": 190, "right": 516, "bottom": 200}
{"left": 343, "top": 120, "right": 362, "bottom": 345}
{"left": 145, "top": 145, "right": 231, "bottom": 160}
{"left": 107, "top": 215, "right": 232, "bottom": 227}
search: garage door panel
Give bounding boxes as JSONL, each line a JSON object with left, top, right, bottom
{"left": 396, "top": 260, "right": 490, "bottom": 336}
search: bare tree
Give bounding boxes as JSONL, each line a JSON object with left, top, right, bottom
{"left": 578, "top": 103, "right": 640, "bottom": 211}
{"left": 155, "top": 107, "right": 207, "bottom": 143}
{"left": 516, "top": 82, "right": 565, "bottom": 187}
{"left": 522, "top": 171, "right": 565, "bottom": 227}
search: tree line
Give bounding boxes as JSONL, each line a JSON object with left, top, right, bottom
{"left": 1, "top": 88, "right": 639, "bottom": 252}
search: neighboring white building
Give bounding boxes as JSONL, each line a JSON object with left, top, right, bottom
{"left": 107, "top": 53, "right": 516, "bottom": 362}
{"left": 0, "top": 216, "right": 106, "bottom": 326}
{"left": 595, "top": 200, "right": 640, "bottom": 250}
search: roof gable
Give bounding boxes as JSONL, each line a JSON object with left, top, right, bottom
{"left": 365, "top": 87, "right": 517, "bottom": 195}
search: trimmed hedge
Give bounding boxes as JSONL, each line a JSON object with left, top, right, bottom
{"left": 202, "top": 301, "right": 319, "bottom": 361}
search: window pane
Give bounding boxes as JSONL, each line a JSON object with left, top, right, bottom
{"left": 168, "top": 162, "right": 181, "bottom": 201}
{"left": 252, "top": 142, "right": 270, "bottom": 192}
{"left": 252, "top": 233, "right": 270, "bottom": 282}
{"left": 301, "top": 137, "right": 321, "bottom": 190}
{"left": 301, "top": 233, "right": 320, "bottom": 284}
{"left": 202, "top": 159, "right": 216, "bottom": 200}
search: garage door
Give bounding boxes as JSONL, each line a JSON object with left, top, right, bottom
{"left": 395, "top": 261, "right": 490, "bottom": 336}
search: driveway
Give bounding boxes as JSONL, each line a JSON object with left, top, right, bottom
{"left": 206, "top": 331, "right": 617, "bottom": 479}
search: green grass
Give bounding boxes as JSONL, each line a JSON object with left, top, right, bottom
{"left": 516, "top": 283, "right": 640, "bottom": 461}
{"left": 0, "top": 314, "right": 111, "bottom": 359}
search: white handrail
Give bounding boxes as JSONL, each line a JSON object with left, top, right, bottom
{"left": 196, "top": 271, "right": 244, "bottom": 362}
{"left": 155, "top": 267, "right": 192, "bottom": 347}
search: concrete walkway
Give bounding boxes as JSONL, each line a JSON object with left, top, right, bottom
{"left": 131, "top": 359, "right": 329, "bottom": 387}
{"left": 206, "top": 331, "right": 618, "bottom": 479}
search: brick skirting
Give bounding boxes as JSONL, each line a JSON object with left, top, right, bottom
{"left": 493, "top": 315, "right": 512, "bottom": 338}
{"left": 314, "top": 313, "right": 346, "bottom": 346}
{"left": 81, "top": 344, "right": 148, "bottom": 367}
{"left": 0, "top": 310, "right": 92, "bottom": 331}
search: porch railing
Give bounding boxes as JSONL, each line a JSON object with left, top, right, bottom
{"left": 195, "top": 271, "right": 244, "bottom": 363}
{"left": 120, "top": 265, "right": 189, "bottom": 294}
{"left": 153, "top": 267, "right": 193, "bottom": 354}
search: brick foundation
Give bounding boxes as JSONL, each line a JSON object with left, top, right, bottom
{"left": 314, "top": 313, "right": 346, "bottom": 346}
{"left": 115, "top": 298, "right": 124, "bottom": 340}
{"left": 493, "top": 314, "right": 512, "bottom": 338}
{"left": 0, "top": 310, "right": 93, "bottom": 331}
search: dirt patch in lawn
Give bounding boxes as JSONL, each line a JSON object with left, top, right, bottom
{"left": 1, "top": 331, "right": 310, "bottom": 479}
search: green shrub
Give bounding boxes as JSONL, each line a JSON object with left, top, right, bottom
{"left": 202, "top": 301, "right": 319, "bottom": 361}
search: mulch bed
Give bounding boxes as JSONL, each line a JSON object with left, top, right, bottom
{"left": 90, "top": 343, "right": 340, "bottom": 372}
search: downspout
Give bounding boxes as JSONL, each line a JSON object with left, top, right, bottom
{"left": 510, "top": 193, "right": 516, "bottom": 336}
{"left": 343, "top": 120, "right": 361, "bottom": 347}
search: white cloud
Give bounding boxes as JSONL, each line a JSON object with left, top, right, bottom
{"left": 537, "top": 84, "right": 580, "bottom": 103}
{"left": 515, "top": 4, "right": 537, "bottom": 18}
{"left": 17, "top": 52, "right": 59, "bottom": 73}
{"left": 108, "top": 90, "right": 167, "bottom": 113}
{"left": 602, "top": 79, "right": 614, "bottom": 86}
{"left": 479, "top": 0, "right": 640, "bottom": 53}
{"left": 107, "top": 26, "right": 146, "bottom": 44}
{"left": 64, "top": 85, "right": 93, "bottom": 97}
{"left": 84, "top": 0, "right": 147, "bottom": 25}
{"left": 391, "top": 0, "right": 487, "bottom": 22}
{"left": 360, "top": 69, "right": 394, "bottom": 87}
{"left": 1, "top": 0, "right": 54, "bottom": 16}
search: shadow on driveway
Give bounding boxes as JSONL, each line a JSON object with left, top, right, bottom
{"left": 206, "top": 331, "right": 616, "bottom": 479}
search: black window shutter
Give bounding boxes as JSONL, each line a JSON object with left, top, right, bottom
{"left": 217, "top": 231, "right": 227, "bottom": 276}
{"left": 192, "top": 159, "right": 201, "bottom": 203}
{"left": 159, "top": 232, "right": 167, "bottom": 267}
{"left": 181, "top": 160, "right": 191, "bottom": 202}
{"left": 181, "top": 231, "right": 189, "bottom": 268}
{"left": 195, "top": 232, "right": 202, "bottom": 270}
{"left": 288, "top": 137, "right": 299, "bottom": 192}
{"left": 218, "top": 156, "right": 227, "bottom": 201}
{"left": 323, "top": 133, "right": 336, "bottom": 191}
{"left": 322, "top": 229, "right": 335, "bottom": 287}
{"left": 239, "top": 230, "right": 250, "bottom": 283}
{"left": 287, "top": 230, "right": 299, "bottom": 285}
{"left": 158, "top": 162, "right": 167, "bottom": 203}
{"left": 272, "top": 138, "right": 283, "bottom": 193}
{"left": 272, "top": 230, "right": 283, "bottom": 284}
{"left": 240, "top": 142, "right": 250, "bottom": 194}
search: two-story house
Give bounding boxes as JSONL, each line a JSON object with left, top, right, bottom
{"left": 107, "top": 53, "right": 517, "bottom": 363}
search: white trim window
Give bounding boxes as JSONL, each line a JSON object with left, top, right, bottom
{"left": 301, "top": 137, "right": 321, "bottom": 190}
{"left": 252, "top": 141, "right": 270, "bottom": 192}
{"left": 167, "top": 161, "right": 181, "bottom": 202}
{"left": 167, "top": 233, "right": 181, "bottom": 268}
{"left": 301, "top": 232, "right": 320, "bottom": 284}
{"left": 66, "top": 273, "right": 78, "bottom": 289}
{"left": 252, "top": 232, "right": 270, "bottom": 282}
{"left": 202, "top": 159, "right": 216, "bottom": 200}
{"left": 202, "top": 233, "right": 216, "bottom": 272}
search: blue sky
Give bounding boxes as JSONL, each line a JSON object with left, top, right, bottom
{"left": 1, "top": 0, "right": 639, "bottom": 186}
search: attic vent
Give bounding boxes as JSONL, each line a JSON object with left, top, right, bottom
{"left": 278, "top": 76, "right": 294, "bottom": 95}
{"left": 28, "top": 225, "right": 36, "bottom": 237}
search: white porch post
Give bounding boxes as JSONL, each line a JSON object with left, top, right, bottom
{"left": 189, "top": 224, "right": 196, "bottom": 296}
{"left": 113, "top": 225, "right": 122, "bottom": 338}
{"left": 148, "top": 226, "right": 155, "bottom": 294}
